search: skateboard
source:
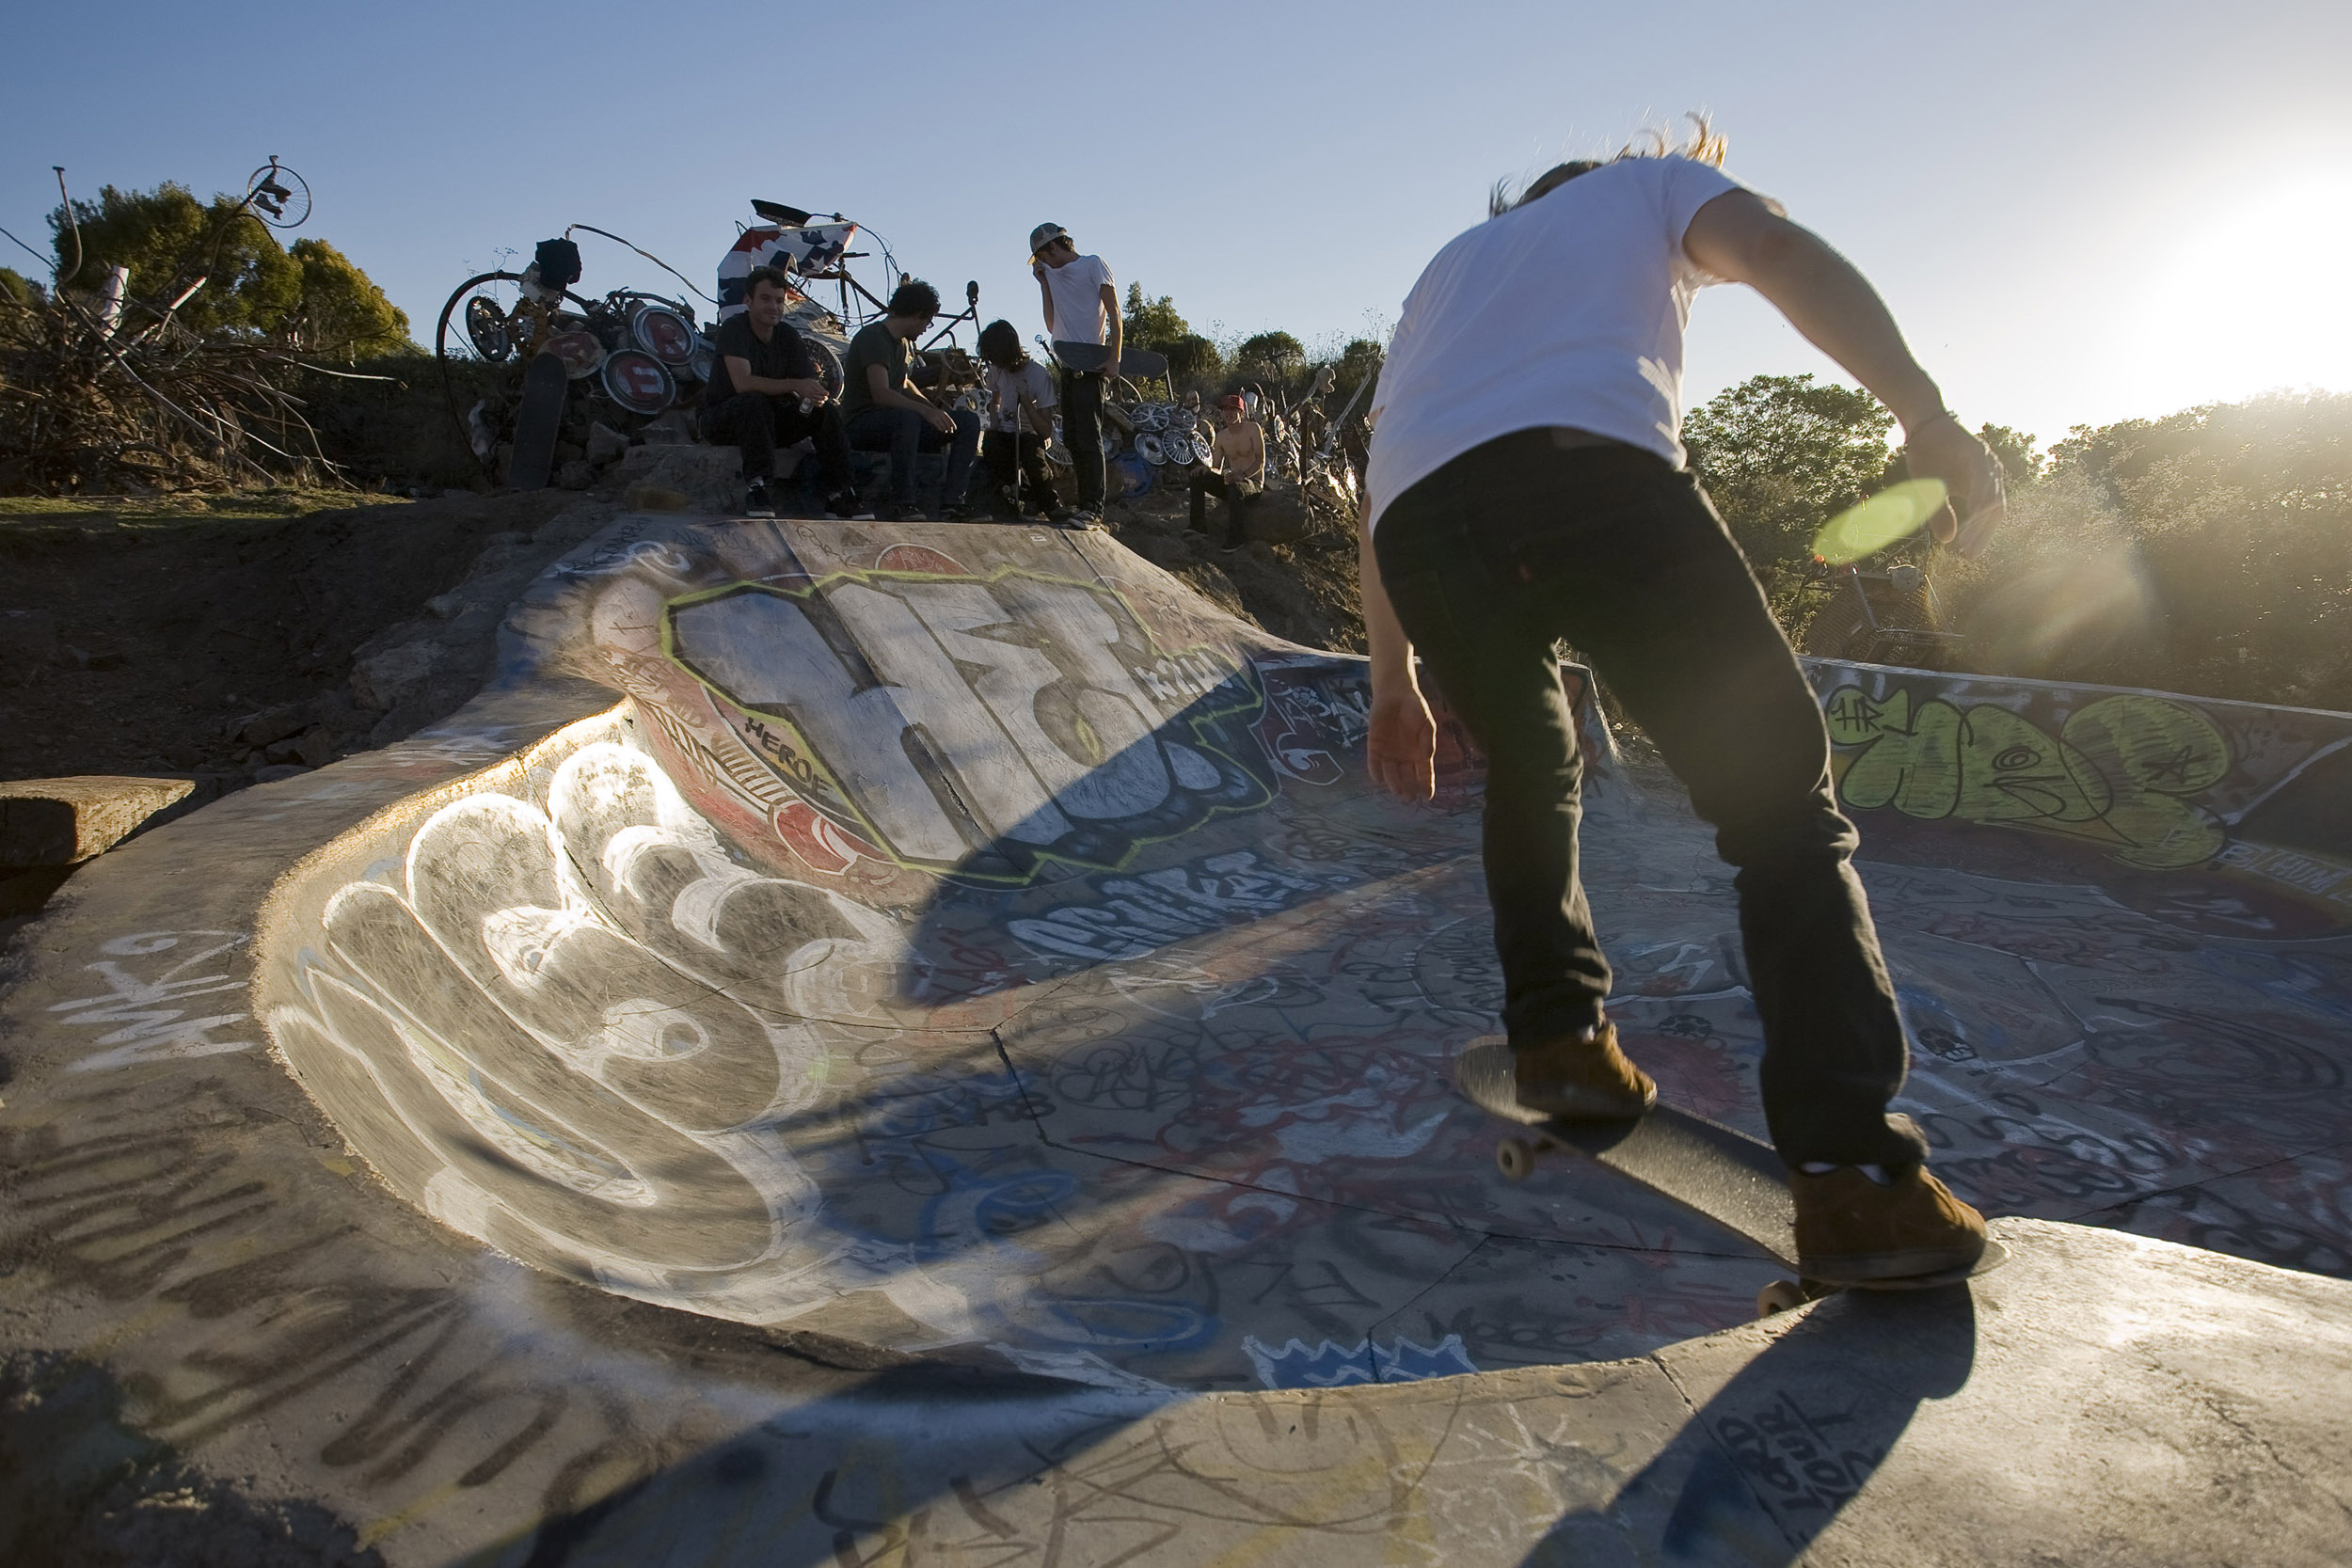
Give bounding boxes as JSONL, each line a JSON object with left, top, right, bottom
{"left": 1455, "top": 1037, "right": 2005, "bottom": 1316}
{"left": 506, "top": 349, "right": 570, "bottom": 491}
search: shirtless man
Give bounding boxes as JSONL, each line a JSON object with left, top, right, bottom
{"left": 1188, "top": 394, "right": 1265, "bottom": 551}
{"left": 1361, "top": 126, "right": 2007, "bottom": 1289}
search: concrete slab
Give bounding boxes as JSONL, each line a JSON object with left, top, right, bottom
{"left": 6, "top": 512, "right": 2352, "bottom": 1560}
{"left": 0, "top": 773, "right": 193, "bottom": 867}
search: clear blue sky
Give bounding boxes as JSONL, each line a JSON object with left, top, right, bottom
{"left": 5, "top": 0, "right": 2347, "bottom": 449}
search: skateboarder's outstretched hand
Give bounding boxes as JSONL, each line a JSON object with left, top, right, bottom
{"left": 1369, "top": 688, "right": 1437, "bottom": 802}
{"left": 1905, "top": 414, "right": 2007, "bottom": 560}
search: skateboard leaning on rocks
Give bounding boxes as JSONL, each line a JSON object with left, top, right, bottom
{"left": 1454, "top": 1036, "right": 2006, "bottom": 1316}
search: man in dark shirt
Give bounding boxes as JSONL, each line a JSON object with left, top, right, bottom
{"left": 841, "top": 279, "right": 982, "bottom": 522}
{"left": 701, "top": 266, "right": 860, "bottom": 517}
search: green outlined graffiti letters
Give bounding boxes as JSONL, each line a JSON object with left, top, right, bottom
{"left": 664, "top": 567, "right": 1273, "bottom": 884}
{"left": 1824, "top": 686, "right": 2230, "bottom": 869}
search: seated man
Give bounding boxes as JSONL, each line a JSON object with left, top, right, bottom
{"left": 1188, "top": 393, "right": 1266, "bottom": 551}
{"left": 841, "top": 279, "right": 982, "bottom": 522}
{"left": 700, "top": 266, "right": 859, "bottom": 517}
{"left": 977, "top": 319, "right": 1062, "bottom": 520}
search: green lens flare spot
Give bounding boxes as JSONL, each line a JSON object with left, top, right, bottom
{"left": 1811, "top": 478, "right": 1949, "bottom": 565}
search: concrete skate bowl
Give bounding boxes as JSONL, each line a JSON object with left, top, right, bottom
{"left": 251, "top": 515, "right": 2352, "bottom": 1394}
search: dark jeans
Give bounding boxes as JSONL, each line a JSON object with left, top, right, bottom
{"left": 701, "top": 393, "right": 851, "bottom": 492}
{"left": 847, "top": 405, "right": 981, "bottom": 512}
{"left": 1058, "top": 368, "right": 1106, "bottom": 509}
{"left": 1188, "top": 470, "right": 1256, "bottom": 546}
{"left": 984, "top": 428, "right": 1057, "bottom": 515}
{"left": 1375, "top": 427, "right": 1927, "bottom": 1170}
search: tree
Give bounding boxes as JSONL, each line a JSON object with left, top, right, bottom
{"left": 1164, "top": 332, "right": 1222, "bottom": 382}
{"left": 0, "top": 267, "right": 40, "bottom": 306}
{"left": 1121, "top": 282, "right": 1190, "bottom": 351}
{"left": 1236, "top": 330, "right": 1305, "bottom": 378}
{"left": 288, "top": 238, "right": 414, "bottom": 358}
{"left": 1683, "top": 372, "right": 1897, "bottom": 589}
{"left": 1977, "top": 423, "right": 2042, "bottom": 483}
{"left": 50, "top": 182, "right": 299, "bottom": 338}
{"left": 1325, "top": 338, "right": 1383, "bottom": 406}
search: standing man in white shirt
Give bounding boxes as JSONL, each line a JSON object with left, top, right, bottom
{"left": 1359, "top": 125, "right": 2009, "bottom": 1291}
{"left": 1029, "top": 223, "right": 1121, "bottom": 524}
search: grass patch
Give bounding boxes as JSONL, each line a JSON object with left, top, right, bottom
{"left": 0, "top": 488, "right": 412, "bottom": 536}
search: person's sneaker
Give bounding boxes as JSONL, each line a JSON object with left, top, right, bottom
{"left": 823, "top": 490, "right": 872, "bottom": 520}
{"left": 743, "top": 478, "right": 776, "bottom": 517}
{"left": 1513, "top": 1022, "right": 1657, "bottom": 1120}
{"left": 1047, "top": 505, "right": 1081, "bottom": 526}
{"left": 1790, "top": 1164, "right": 1987, "bottom": 1286}
{"left": 939, "top": 502, "right": 976, "bottom": 523}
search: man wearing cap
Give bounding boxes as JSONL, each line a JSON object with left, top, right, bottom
{"left": 1029, "top": 223, "right": 1121, "bottom": 524}
{"left": 1187, "top": 393, "right": 1265, "bottom": 552}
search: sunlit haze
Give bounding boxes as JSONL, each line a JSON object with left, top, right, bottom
{"left": 4, "top": 0, "right": 2346, "bottom": 449}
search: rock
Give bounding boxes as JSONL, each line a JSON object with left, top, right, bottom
{"left": 605, "top": 444, "right": 740, "bottom": 512}
{"left": 230, "top": 702, "right": 312, "bottom": 749}
{"left": 1244, "top": 490, "right": 1311, "bottom": 546}
{"left": 0, "top": 776, "right": 196, "bottom": 869}
{"left": 251, "top": 764, "right": 312, "bottom": 784}
{"left": 585, "top": 422, "right": 630, "bottom": 466}
{"left": 557, "top": 460, "right": 596, "bottom": 491}
{"left": 294, "top": 726, "right": 340, "bottom": 768}
{"left": 625, "top": 484, "right": 691, "bottom": 514}
{"left": 351, "top": 641, "right": 442, "bottom": 712}
{"left": 425, "top": 592, "right": 466, "bottom": 620}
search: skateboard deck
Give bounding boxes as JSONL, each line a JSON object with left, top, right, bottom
{"left": 506, "top": 350, "right": 569, "bottom": 491}
{"left": 1454, "top": 1037, "right": 2004, "bottom": 1311}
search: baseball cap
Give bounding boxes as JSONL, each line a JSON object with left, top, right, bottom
{"left": 1027, "top": 223, "right": 1070, "bottom": 256}
{"left": 1218, "top": 393, "right": 1246, "bottom": 409}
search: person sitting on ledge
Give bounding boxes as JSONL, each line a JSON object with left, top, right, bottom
{"left": 977, "top": 319, "right": 1061, "bottom": 521}
{"left": 700, "top": 266, "right": 861, "bottom": 518}
{"left": 841, "top": 279, "right": 982, "bottom": 522}
{"left": 1188, "top": 393, "right": 1265, "bottom": 552}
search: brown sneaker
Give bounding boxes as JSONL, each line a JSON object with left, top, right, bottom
{"left": 1791, "top": 1164, "right": 1987, "bottom": 1286}
{"left": 1513, "top": 1023, "right": 1657, "bottom": 1120}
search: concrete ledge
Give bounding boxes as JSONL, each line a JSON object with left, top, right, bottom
{"left": 0, "top": 774, "right": 194, "bottom": 868}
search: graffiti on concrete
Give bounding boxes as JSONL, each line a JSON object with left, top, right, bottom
{"left": 49, "top": 930, "right": 254, "bottom": 1072}
{"left": 1822, "top": 684, "right": 2230, "bottom": 868}
{"left": 667, "top": 566, "right": 1272, "bottom": 884}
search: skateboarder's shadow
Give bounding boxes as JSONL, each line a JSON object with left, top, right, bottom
{"left": 1529, "top": 1285, "right": 1979, "bottom": 1563}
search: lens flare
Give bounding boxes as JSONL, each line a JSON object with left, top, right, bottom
{"left": 1811, "top": 479, "right": 1949, "bottom": 565}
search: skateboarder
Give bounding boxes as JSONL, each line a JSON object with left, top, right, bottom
{"left": 1029, "top": 223, "right": 1121, "bottom": 525}
{"left": 700, "top": 267, "right": 860, "bottom": 518}
{"left": 1359, "top": 125, "right": 2008, "bottom": 1288}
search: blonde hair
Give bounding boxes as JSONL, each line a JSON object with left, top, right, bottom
{"left": 1489, "top": 114, "right": 1729, "bottom": 217}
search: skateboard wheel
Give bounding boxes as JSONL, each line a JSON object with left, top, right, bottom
{"left": 1495, "top": 1138, "right": 1536, "bottom": 1182}
{"left": 1756, "top": 1279, "right": 1811, "bottom": 1317}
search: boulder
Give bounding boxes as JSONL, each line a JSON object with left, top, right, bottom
{"left": 351, "top": 641, "right": 442, "bottom": 712}
{"left": 0, "top": 776, "right": 195, "bottom": 869}
{"left": 605, "top": 444, "right": 740, "bottom": 512}
{"left": 585, "top": 421, "right": 630, "bottom": 466}
{"left": 1244, "top": 489, "right": 1311, "bottom": 546}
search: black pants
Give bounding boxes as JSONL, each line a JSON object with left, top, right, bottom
{"left": 1058, "top": 368, "right": 1105, "bottom": 509}
{"left": 1188, "top": 470, "right": 1255, "bottom": 546}
{"left": 1375, "top": 428, "right": 1926, "bottom": 1169}
{"left": 702, "top": 393, "right": 851, "bottom": 492}
{"left": 983, "top": 429, "right": 1056, "bottom": 515}
{"left": 847, "top": 405, "right": 981, "bottom": 511}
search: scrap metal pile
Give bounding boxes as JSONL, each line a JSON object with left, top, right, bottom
{"left": 0, "top": 161, "right": 374, "bottom": 494}
{"left": 438, "top": 204, "right": 981, "bottom": 489}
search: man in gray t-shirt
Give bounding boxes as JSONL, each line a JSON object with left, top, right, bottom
{"left": 840, "top": 279, "right": 981, "bottom": 522}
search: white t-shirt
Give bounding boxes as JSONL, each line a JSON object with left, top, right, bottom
{"left": 1363, "top": 155, "right": 1745, "bottom": 531}
{"left": 1041, "top": 253, "right": 1115, "bottom": 346}
{"left": 984, "top": 360, "right": 1057, "bottom": 432}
